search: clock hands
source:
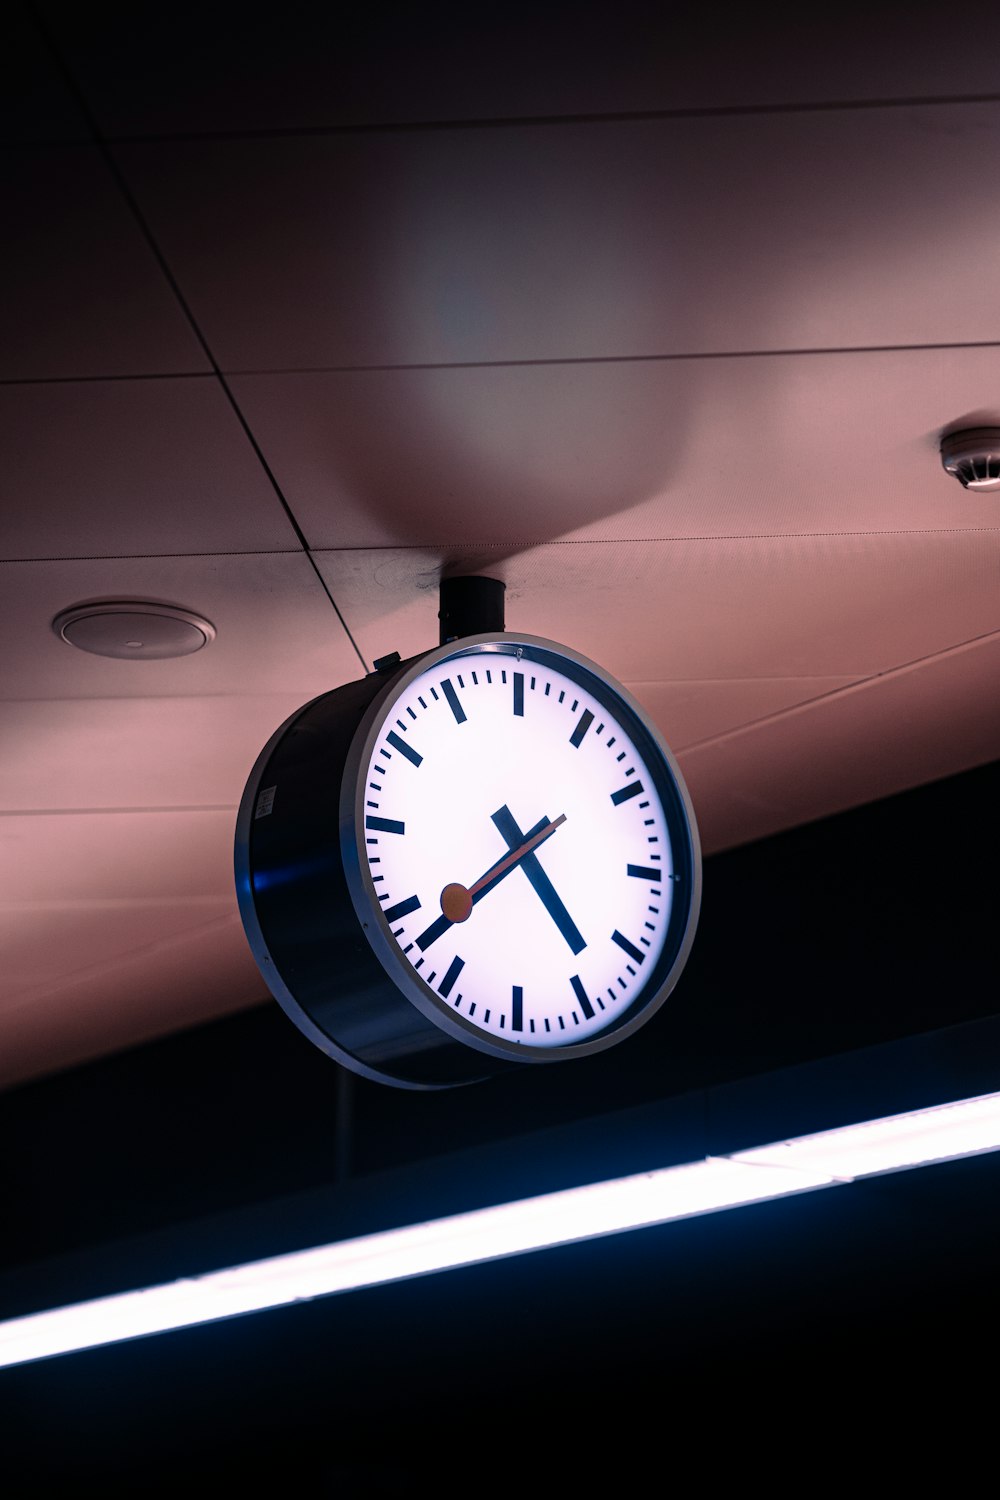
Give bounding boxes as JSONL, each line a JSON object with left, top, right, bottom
{"left": 490, "top": 804, "right": 587, "bottom": 955}
{"left": 414, "top": 805, "right": 585, "bottom": 956}
{"left": 415, "top": 811, "right": 558, "bottom": 951}
{"left": 441, "top": 812, "right": 567, "bottom": 922}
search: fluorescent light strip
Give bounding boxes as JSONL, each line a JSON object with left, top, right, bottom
{"left": 3, "top": 1089, "right": 999, "bottom": 1371}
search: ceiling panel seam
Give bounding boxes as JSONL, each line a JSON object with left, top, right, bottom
{"left": 309, "top": 529, "right": 1000, "bottom": 550}
{"left": 0, "top": 807, "right": 236, "bottom": 817}
{"left": 0, "top": 551, "right": 306, "bottom": 565}
{"left": 678, "top": 623, "right": 1000, "bottom": 754}
{"left": 81, "top": 90, "right": 1000, "bottom": 144}
{"left": 26, "top": 8, "right": 368, "bottom": 674}
{"left": 211, "top": 340, "right": 1000, "bottom": 375}
{"left": 0, "top": 372, "right": 213, "bottom": 387}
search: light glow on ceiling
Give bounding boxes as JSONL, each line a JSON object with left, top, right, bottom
{"left": 2, "top": 1089, "right": 998, "bottom": 1371}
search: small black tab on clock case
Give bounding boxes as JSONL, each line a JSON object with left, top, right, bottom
{"left": 372, "top": 651, "right": 402, "bottom": 673}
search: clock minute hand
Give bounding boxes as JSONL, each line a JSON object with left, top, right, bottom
{"left": 414, "top": 814, "right": 565, "bottom": 952}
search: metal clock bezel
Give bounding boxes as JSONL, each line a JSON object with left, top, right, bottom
{"left": 339, "top": 631, "right": 701, "bottom": 1065}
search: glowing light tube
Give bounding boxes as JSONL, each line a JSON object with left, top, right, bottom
{"left": 2, "top": 1090, "right": 999, "bottom": 1371}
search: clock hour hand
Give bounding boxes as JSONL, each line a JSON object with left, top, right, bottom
{"left": 491, "top": 804, "right": 586, "bottom": 956}
{"left": 414, "top": 813, "right": 563, "bottom": 952}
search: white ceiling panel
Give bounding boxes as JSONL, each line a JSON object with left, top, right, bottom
{"left": 118, "top": 104, "right": 1000, "bottom": 371}
{"left": 1, "top": 695, "right": 315, "bottom": 812}
{"left": 0, "top": 912, "right": 268, "bottom": 1090}
{"left": 678, "top": 627, "right": 1000, "bottom": 851}
{"left": 623, "top": 678, "right": 858, "bottom": 755}
{"left": 231, "top": 351, "right": 1000, "bottom": 550}
{"left": 1, "top": 378, "right": 302, "bottom": 560}
{"left": 1, "top": 147, "right": 207, "bottom": 381}
{"left": 314, "top": 532, "right": 1000, "bottom": 682}
{"left": 0, "top": 552, "right": 363, "bottom": 700}
{"left": 0, "top": 807, "right": 236, "bottom": 903}
{"left": 4, "top": 899, "right": 234, "bottom": 990}
{"left": 39, "top": 0, "right": 1000, "bottom": 135}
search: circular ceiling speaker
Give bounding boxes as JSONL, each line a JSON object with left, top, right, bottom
{"left": 52, "top": 602, "right": 216, "bottom": 660}
{"left": 940, "top": 428, "right": 1000, "bottom": 492}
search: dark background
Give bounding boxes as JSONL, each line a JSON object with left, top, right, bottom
{"left": 2, "top": 757, "right": 997, "bottom": 1489}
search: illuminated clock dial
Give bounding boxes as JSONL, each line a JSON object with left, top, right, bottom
{"left": 342, "top": 634, "right": 700, "bottom": 1059}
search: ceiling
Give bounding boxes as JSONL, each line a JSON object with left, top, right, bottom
{"left": 5, "top": 0, "right": 1000, "bottom": 1091}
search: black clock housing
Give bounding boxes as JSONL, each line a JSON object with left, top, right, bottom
{"left": 235, "top": 634, "right": 701, "bottom": 1090}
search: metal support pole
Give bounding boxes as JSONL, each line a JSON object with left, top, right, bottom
{"left": 438, "top": 576, "right": 506, "bottom": 644}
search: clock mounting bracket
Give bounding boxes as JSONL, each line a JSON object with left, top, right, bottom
{"left": 438, "top": 574, "right": 506, "bottom": 645}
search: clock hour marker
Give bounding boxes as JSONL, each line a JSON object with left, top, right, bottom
{"left": 612, "top": 929, "right": 645, "bottom": 964}
{"left": 438, "top": 954, "right": 465, "bottom": 999}
{"left": 440, "top": 677, "right": 466, "bottom": 724}
{"left": 570, "top": 974, "right": 595, "bottom": 1020}
{"left": 365, "top": 815, "right": 405, "bottom": 834}
{"left": 384, "top": 894, "right": 421, "bottom": 923}
{"left": 611, "top": 780, "right": 644, "bottom": 806}
{"left": 511, "top": 985, "right": 523, "bottom": 1031}
{"left": 627, "top": 864, "right": 661, "bottom": 880}
{"left": 386, "top": 730, "right": 422, "bottom": 767}
{"left": 570, "top": 709, "right": 594, "bottom": 747}
{"left": 513, "top": 672, "right": 524, "bottom": 716}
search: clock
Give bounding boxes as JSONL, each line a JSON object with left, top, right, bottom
{"left": 235, "top": 632, "right": 701, "bottom": 1089}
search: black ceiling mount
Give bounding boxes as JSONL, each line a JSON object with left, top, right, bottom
{"left": 438, "top": 575, "right": 505, "bottom": 644}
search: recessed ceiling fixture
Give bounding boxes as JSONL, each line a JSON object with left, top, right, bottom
{"left": 52, "top": 602, "right": 216, "bottom": 660}
{"left": 940, "top": 427, "right": 1000, "bottom": 492}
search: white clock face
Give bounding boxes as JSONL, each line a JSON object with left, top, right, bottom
{"left": 350, "top": 639, "right": 697, "bottom": 1054}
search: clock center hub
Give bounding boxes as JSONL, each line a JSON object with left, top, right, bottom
{"left": 441, "top": 882, "right": 474, "bottom": 923}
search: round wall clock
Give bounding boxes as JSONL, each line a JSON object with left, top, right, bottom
{"left": 235, "top": 632, "right": 701, "bottom": 1089}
